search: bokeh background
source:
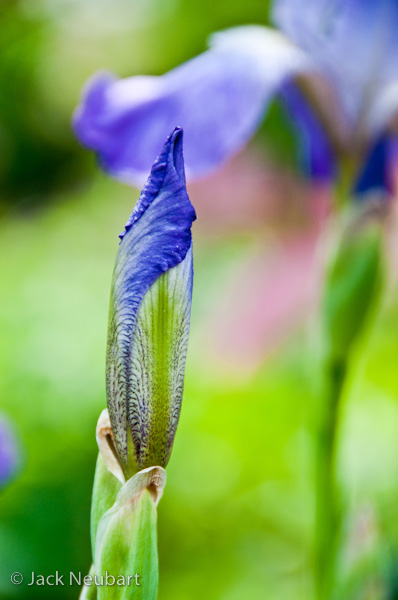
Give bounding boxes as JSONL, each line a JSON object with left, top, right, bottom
{"left": 2, "top": 1, "right": 398, "bottom": 599}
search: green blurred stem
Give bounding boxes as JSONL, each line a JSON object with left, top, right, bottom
{"left": 314, "top": 157, "right": 384, "bottom": 598}
{"left": 315, "top": 357, "right": 346, "bottom": 600}
{"left": 334, "top": 155, "right": 360, "bottom": 210}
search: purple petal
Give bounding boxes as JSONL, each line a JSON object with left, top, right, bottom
{"left": 0, "top": 417, "right": 19, "bottom": 486}
{"left": 274, "top": 0, "right": 398, "bottom": 136}
{"left": 106, "top": 128, "right": 196, "bottom": 468}
{"left": 355, "top": 134, "right": 396, "bottom": 199}
{"left": 280, "top": 81, "right": 335, "bottom": 180}
{"left": 73, "top": 26, "right": 310, "bottom": 185}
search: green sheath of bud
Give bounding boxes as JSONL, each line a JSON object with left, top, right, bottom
{"left": 107, "top": 249, "right": 193, "bottom": 479}
{"left": 91, "top": 453, "right": 122, "bottom": 557}
{"left": 94, "top": 467, "right": 166, "bottom": 600}
{"left": 127, "top": 252, "right": 192, "bottom": 470}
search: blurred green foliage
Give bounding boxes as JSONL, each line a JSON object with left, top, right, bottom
{"left": 0, "top": 1, "right": 88, "bottom": 209}
{"left": 1, "top": 1, "right": 398, "bottom": 600}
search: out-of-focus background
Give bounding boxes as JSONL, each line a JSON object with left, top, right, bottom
{"left": 1, "top": 1, "right": 398, "bottom": 599}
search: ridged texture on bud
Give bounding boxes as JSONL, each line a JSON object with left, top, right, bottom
{"left": 106, "top": 128, "right": 196, "bottom": 477}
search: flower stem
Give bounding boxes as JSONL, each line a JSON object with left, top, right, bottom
{"left": 334, "top": 155, "right": 359, "bottom": 210}
{"left": 314, "top": 357, "right": 346, "bottom": 600}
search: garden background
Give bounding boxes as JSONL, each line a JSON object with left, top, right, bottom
{"left": 2, "top": 1, "right": 398, "bottom": 598}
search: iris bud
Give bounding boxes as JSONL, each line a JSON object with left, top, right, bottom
{"left": 106, "top": 127, "right": 196, "bottom": 479}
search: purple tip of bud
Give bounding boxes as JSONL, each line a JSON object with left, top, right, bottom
{"left": 119, "top": 127, "right": 193, "bottom": 242}
{"left": 0, "top": 417, "right": 20, "bottom": 486}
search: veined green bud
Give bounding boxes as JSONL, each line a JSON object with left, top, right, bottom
{"left": 322, "top": 203, "right": 385, "bottom": 362}
{"left": 106, "top": 128, "right": 196, "bottom": 479}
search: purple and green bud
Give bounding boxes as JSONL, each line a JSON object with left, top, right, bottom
{"left": 106, "top": 127, "right": 196, "bottom": 479}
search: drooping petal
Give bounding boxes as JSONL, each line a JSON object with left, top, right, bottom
{"left": 73, "top": 26, "right": 310, "bottom": 185}
{"left": 106, "top": 128, "right": 196, "bottom": 474}
{"left": 274, "top": 0, "right": 398, "bottom": 138}
{"left": 0, "top": 417, "right": 19, "bottom": 486}
{"left": 280, "top": 81, "right": 335, "bottom": 180}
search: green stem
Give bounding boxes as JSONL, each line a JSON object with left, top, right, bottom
{"left": 315, "top": 357, "right": 346, "bottom": 600}
{"left": 313, "top": 149, "right": 383, "bottom": 598}
{"left": 334, "top": 155, "right": 360, "bottom": 211}
{"left": 314, "top": 151, "right": 359, "bottom": 599}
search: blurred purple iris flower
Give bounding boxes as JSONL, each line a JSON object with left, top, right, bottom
{"left": 74, "top": 0, "right": 398, "bottom": 195}
{"left": 0, "top": 416, "right": 19, "bottom": 487}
